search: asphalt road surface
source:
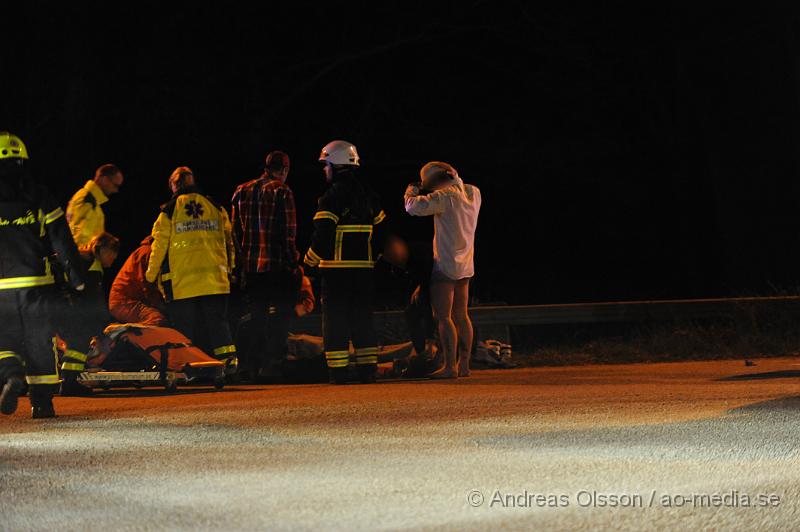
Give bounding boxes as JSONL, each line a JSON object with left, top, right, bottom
{"left": 2, "top": 357, "right": 800, "bottom": 531}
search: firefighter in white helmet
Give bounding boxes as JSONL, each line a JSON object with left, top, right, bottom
{"left": 304, "top": 141, "right": 387, "bottom": 384}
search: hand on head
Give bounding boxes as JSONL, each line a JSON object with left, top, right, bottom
{"left": 420, "top": 161, "right": 456, "bottom": 191}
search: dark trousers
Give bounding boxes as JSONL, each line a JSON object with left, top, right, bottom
{"left": 0, "top": 286, "right": 60, "bottom": 397}
{"left": 60, "top": 271, "right": 109, "bottom": 375}
{"left": 321, "top": 269, "right": 377, "bottom": 368}
{"left": 404, "top": 287, "right": 434, "bottom": 355}
{"left": 168, "top": 294, "right": 236, "bottom": 361}
{"left": 238, "top": 270, "right": 297, "bottom": 373}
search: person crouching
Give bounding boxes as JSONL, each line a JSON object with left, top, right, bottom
{"left": 59, "top": 232, "right": 119, "bottom": 396}
{"left": 109, "top": 236, "right": 168, "bottom": 326}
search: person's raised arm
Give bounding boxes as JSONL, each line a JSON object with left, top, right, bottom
{"left": 404, "top": 184, "right": 449, "bottom": 216}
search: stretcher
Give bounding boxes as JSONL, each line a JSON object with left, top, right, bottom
{"left": 77, "top": 324, "right": 226, "bottom": 392}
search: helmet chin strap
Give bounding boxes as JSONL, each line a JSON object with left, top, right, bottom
{"left": 0, "top": 158, "right": 26, "bottom": 179}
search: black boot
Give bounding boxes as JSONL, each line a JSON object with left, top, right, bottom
{"left": 224, "top": 355, "right": 239, "bottom": 376}
{"left": 60, "top": 372, "right": 93, "bottom": 396}
{"left": 357, "top": 364, "right": 377, "bottom": 384}
{"left": 0, "top": 376, "right": 25, "bottom": 415}
{"left": 30, "top": 388, "right": 56, "bottom": 419}
{"left": 330, "top": 367, "right": 349, "bottom": 385}
{"left": 256, "top": 357, "right": 284, "bottom": 384}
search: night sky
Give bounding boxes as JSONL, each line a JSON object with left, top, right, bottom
{"left": 6, "top": 2, "right": 800, "bottom": 305}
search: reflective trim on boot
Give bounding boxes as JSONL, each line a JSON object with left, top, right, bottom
{"left": 325, "top": 350, "right": 350, "bottom": 369}
{"left": 60, "top": 349, "right": 88, "bottom": 373}
{"left": 355, "top": 347, "right": 379, "bottom": 366}
{"left": 26, "top": 374, "right": 60, "bottom": 385}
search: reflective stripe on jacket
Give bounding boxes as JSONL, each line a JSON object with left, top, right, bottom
{"left": 1, "top": 180, "right": 85, "bottom": 291}
{"left": 145, "top": 187, "right": 235, "bottom": 302}
{"left": 304, "top": 173, "right": 385, "bottom": 270}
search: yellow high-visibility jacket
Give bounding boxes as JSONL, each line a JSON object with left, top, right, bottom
{"left": 66, "top": 180, "right": 108, "bottom": 248}
{"left": 145, "top": 187, "right": 235, "bottom": 302}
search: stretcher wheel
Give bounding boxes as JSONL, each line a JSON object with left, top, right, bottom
{"left": 165, "top": 380, "right": 178, "bottom": 393}
{"left": 213, "top": 377, "right": 225, "bottom": 390}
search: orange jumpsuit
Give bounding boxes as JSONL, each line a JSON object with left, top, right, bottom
{"left": 109, "top": 237, "right": 167, "bottom": 326}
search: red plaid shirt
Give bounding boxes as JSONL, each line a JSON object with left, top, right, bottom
{"left": 231, "top": 175, "right": 298, "bottom": 273}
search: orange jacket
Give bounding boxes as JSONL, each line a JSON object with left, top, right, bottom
{"left": 109, "top": 237, "right": 168, "bottom": 326}
{"left": 296, "top": 274, "right": 315, "bottom": 317}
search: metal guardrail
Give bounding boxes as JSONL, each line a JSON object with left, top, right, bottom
{"left": 295, "top": 296, "right": 800, "bottom": 335}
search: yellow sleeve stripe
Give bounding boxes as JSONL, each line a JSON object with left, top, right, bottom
{"left": 0, "top": 351, "right": 23, "bottom": 363}
{"left": 304, "top": 248, "right": 322, "bottom": 267}
{"left": 373, "top": 210, "right": 386, "bottom": 225}
{"left": 44, "top": 207, "right": 65, "bottom": 224}
{"left": 314, "top": 211, "right": 340, "bottom": 223}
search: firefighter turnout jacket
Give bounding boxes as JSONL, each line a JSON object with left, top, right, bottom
{"left": 0, "top": 184, "right": 84, "bottom": 292}
{"left": 304, "top": 174, "right": 386, "bottom": 270}
{"left": 145, "top": 186, "right": 235, "bottom": 302}
{"left": 66, "top": 180, "right": 108, "bottom": 248}
{"left": 0, "top": 177, "right": 86, "bottom": 387}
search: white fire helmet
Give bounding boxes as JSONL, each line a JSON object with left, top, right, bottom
{"left": 319, "top": 140, "right": 360, "bottom": 166}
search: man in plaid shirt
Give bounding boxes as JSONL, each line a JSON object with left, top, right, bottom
{"left": 231, "top": 151, "right": 299, "bottom": 381}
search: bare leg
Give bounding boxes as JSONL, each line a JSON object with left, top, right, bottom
{"left": 453, "top": 278, "right": 473, "bottom": 377}
{"left": 429, "top": 280, "right": 457, "bottom": 379}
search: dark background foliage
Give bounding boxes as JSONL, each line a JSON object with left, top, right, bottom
{"left": 5, "top": 1, "right": 800, "bottom": 304}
